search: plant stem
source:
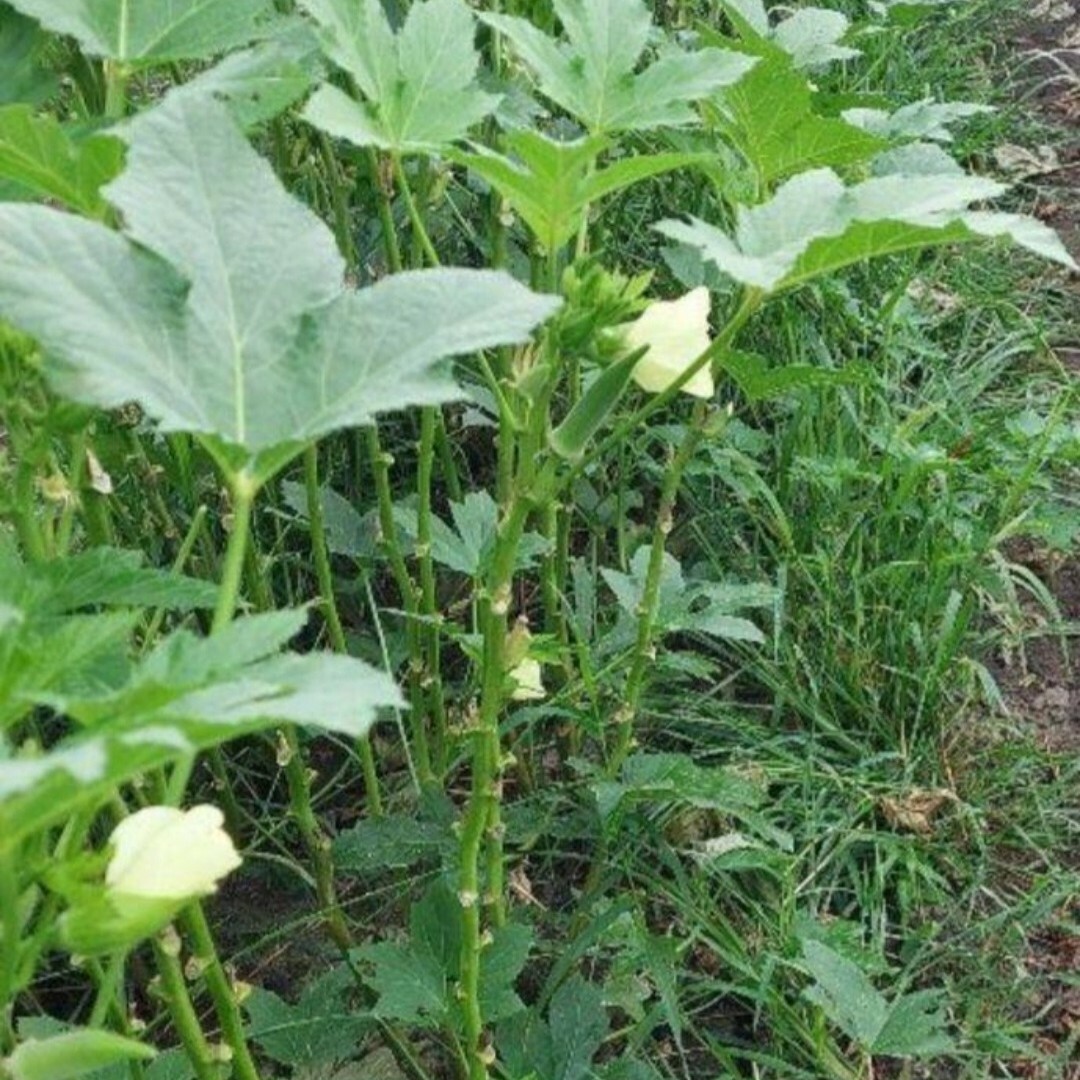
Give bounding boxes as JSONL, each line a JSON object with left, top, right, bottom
{"left": 212, "top": 473, "right": 256, "bottom": 634}
{"left": 458, "top": 379, "right": 554, "bottom": 1080}
{"left": 416, "top": 409, "right": 449, "bottom": 776}
{"left": 151, "top": 937, "right": 219, "bottom": 1080}
{"left": 458, "top": 500, "right": 529, "bottom": 1079}
{"left": 607, "top": 405, "right": 710, "bottom": 776}
{"left": 304, "top": 443, "right": 383, "bottom": 817}
{"left": 0, "top": 849, "right": 18, "bottom": 1053}
{"left": 368, "top": 149, "right": 403, "bottom": 273}
{"left": 366, "top": 425, "right": 433, "bottom": 786}
{"left": 393, "top": 154, "right": 439, "bottom": 269}
{"left": 180, "top": 905, "right": 261, "bottom": 1080}
{"left": 392, "top": 154, "right": 454, "bottom": 773}
{"left": 282, "top": 728, "right": 354, "bottom": 951}
{"left": 102, "top": 60, "right": 129, "bottom": 119}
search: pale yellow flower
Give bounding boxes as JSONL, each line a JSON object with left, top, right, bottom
{"left": 621, "top": 287, "right": 714, "bottom": 399}
{"left": 106, "top": 805, "right": 241, "bottom": 901}
{"left": 509, "top": 657, "right": 545, "bottom": 701}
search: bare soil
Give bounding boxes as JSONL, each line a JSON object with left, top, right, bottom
{"left": 990, "top": 0, "right": 1080, "bottom": 754}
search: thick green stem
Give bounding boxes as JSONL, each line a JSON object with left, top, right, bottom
{"left": 368, "top": 149, "right": 403, "bottom": 273}
{"left": 416, "top": 409, "right": 449, "bottom": 776}
{"left": 607, "top": 406, "right": 709, "bottom": 777}
{"left": 366, "top": 426, "right": 433, "bottom": 785}
{"left": 283, "top": 729, "right": 354, "bottom": 951}
{"left": 317, "top": 134, "right": 358, "bottom": 267}
{"left": 180, "top": 905, "right": 261, "bottom": 1080}
{"left": 0, "top": 850, "right": 18, "bottom": 1053}
{"left": 458, "top": 378, "right": 555, "bottom": 1080}
{"left": 212, "top": 474, "right": 256, "bottom": 634}
{"left": 11, "top": 450, "right": 46, "bottom": 563}
{"left": 151, "top": 937, "right": 219, "bottom": 1080}
{"left": 458, "top": 499, "right": 530, "bottom": 1080}
{"left": 304, "top": 443, "right": 383, "bottom": 816}
{"left": 392, "top": 153, "right": 451, "bottom": 777}
{"left": 393, "top": 155, "right": 439, "bottom": 269}
{"left": 102, "top": 60, "right": 129, "bottom": 119}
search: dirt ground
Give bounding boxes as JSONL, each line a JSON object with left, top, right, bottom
{"left": 991, "top": 0, "right": 1080, "bottom": 754}
{"left": 972, "top": 6, "right": 1080, "bottom": 1075}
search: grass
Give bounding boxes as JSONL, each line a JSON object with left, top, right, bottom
{"left": 2, "top": 0, "right": 1078, "bottom": 1078}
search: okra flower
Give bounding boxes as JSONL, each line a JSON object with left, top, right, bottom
{"left": 106, "top": 805, "right": 241, "bottom": 901}
{"left": 621, "top": 287, "right": 714, "bottom": 399}
{"left": 509, "top": 657, "right": 546, "bottom": 701}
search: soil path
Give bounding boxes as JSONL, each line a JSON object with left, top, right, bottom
{"left": 991, "top": 0, "right": 1080, "bottom": 753}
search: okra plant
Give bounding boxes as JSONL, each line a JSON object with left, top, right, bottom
{"left": 0, "top": 0, "right": 1073, "bottom": 1079}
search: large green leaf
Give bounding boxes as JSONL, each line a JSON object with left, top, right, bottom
{"left": 0, "top": 542, "right": 218, "bottom": 724}
{"left": 245, "top": 965, "right": 370, "bottom": 1068}
{"left": 0, "top": 96, "right": 560, "bottom": 482}
{"left": 704, "top": 51, "right": 885, "bottom": 186}
{"left": 6, "top": 0, "right": 276, "bottom": 63}
{"left": 842, "top": 99, "right": 992, "bottom": 144}
{"left": 135, "top": 20, "right": 323, "bottom": 130}
{"left": 0, "top": 612, "right": 403, "bottom": 846}
{"left": 453, "top": 129, "right": 707, "bottom": 253}
{"left": 483, "top": 0, "right": 754, "bottom": 134}
{"left": 0, "top": 2, "right": 57, "bottom": 105}
{"left": 800, "top": 939, "right": 954, "bottom": 1057}
{"left": 718, "top": 0, "right": 860, "bottom": 69}
{"left": 0, "top": 105, "right": 123, "bottom": 216}
{"left": 360, "top": 879, "right": 531, "bottom": 1028}
{"left": 657, "top": 167, "right": 1077, "bottom": 293}
{"left": 300, "top": 0, "right": 497, "bottom": 152}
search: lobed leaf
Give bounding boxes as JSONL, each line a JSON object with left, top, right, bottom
{"left": 6, "top": 0, "right": 277, "bottom": 63}
{"left": 0, "top": 106, "right": 122, "bottom": 216}
{"left": 0, "top": 96, "right": 560, "bottom": 483}
{"left": 455, "top": 129, "right": 708, "bottom": 253}
{"left": 245, "top": 965, "right": 370, "bottom": 1068}
{"left": 484, "top": 0, "right": 754, "bottom": 134}
{"left": 0, "top": 614, "right": 403, "bottom": 847}
{"left": 657, "top": 167, "right": 1077, "bottom": 294}
{"left": 300, "top": 0, "right": 497, "bottom": 152}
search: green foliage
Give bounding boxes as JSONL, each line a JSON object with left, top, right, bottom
{"left": 842, "top": 98, "right": 993, "bottom": 143}
{"left": 359, "top": 880, "right": 531, "bottom": 1028}
{"left": 455, "top": 129, "right": 707, "bottom": 254}
{"left": 658, "top": 167, "right": 1076, "bottom": 294}
{"left": 0, "top": 540, "right": 216, "bottom": 718}
{"left": 4, "top": 1027, "right": 154, "bottom": 1079}
{"left": 704, "top": 49, "right": 886, "bottom": 188}
{"left": 301, "top": 0, "right": 497, "bottom": 153}
{"left": 497, "top": 975, "right": 608, "bottom": 1080}
{"left": 246, "top": 965, "right": 370, "bottom": 1068}
{"left": 593, "top": 751, "right": 766, "bottom": 827}
{"left": 484, "top": 0, "right": 754, "bottom": 134}
{"left": 0, "top": 105, "right": 122, "bottom": 215}
{"left": 0, "top": 3, "right": 56, "bottom": 105}
{"left": 395, "top": 490, "right": 550, "bottom": 576}
{"left": 0, "top": 607, "right": 402, "bottom": 845}
{"left": 5, "top": 0, "right": 277, "bottom": 63}
{"left": 719, "top": 0, "right": 860, "bottom": 69}
{"left": 142, "top": 21, "right": 323, "bottom": 129}
{"left": 601, "top": 546, "right": 774, "bottom": 644}
{"left": 0, "top": 95, "right": 558, "bottom": 483}
{"left": 801, "top": 939, "right": 954, "bottom": 1057}
{"left": 0, "top": 1, "right": 1074, "bottom": 1079}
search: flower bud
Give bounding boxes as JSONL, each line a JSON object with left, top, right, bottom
{"left": 106, "top": 805, "right": 241, "bottom": 901}
{"left": 619, "top": 287, "right": 714, "bottom": 399}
